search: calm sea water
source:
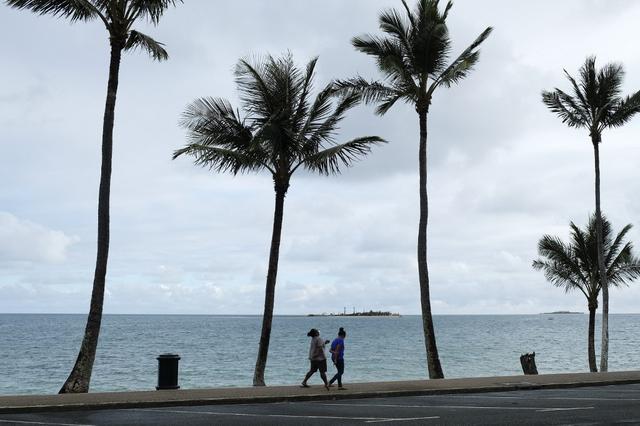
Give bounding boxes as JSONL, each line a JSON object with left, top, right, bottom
{"left": 1, "top": 314, "right": 639, "bottom": 395}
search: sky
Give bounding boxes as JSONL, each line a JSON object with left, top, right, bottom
{"left": 1, "top": 0, "right": 640, "bottom": 315}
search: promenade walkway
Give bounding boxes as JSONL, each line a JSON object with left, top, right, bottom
{"left": 1, "top": 371, "right": 639, "bottom": 414}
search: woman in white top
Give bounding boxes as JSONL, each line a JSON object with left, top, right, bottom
{"left": 301, "top": 328, "right": 330, "bottom": 390}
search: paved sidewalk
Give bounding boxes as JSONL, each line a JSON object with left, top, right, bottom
{"left": 1, "top": 371, "right": 639, "bottom": 414}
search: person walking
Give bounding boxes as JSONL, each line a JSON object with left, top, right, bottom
{"left": 301, "top": 328, "right": 330, "bottom": 390}
{"left": 329, "top": 327, "right": 347, "bottom": 390}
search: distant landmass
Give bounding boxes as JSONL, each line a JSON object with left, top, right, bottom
{"left": 308, "top": 310, "right": 401, "bottom": 317}
{"left": 542, "top": 311, "right": 583, "bottom": 314}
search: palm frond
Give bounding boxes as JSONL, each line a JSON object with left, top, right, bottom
{"left": 299, "top": 91, "right": 363, "bottom": 161}
{"left": 352, "top": 34, "right": 415, "bottom": 88}
{"left": 605, "top": 223, "right": 632, "bottom": 266}
{"left": 124, "top": 30, "right": 168, "bottom": 61}
{"left": 532, "top": 258, "right": 587, "bottom": 297}
{"left": 542, "top": 90, "right": 589, "bottom": 128}
{"left": 605, "top": 90, "right": 640, "bottom": 128}
{"left": 563, "top": 69, "right": 591, "bottom": 117}
{"left": 299, "top": 136, "right": 386, "bottom": 175}
{"left": 6, "top": 0, "right": 101, "bottom": 22}
{"left": 295, "top": 83, "right": 336, "bottom": 147}
{"left": 536, "top": 235, "right": 588, "bottom": 286}
{"left": 291, "top": 57, "right": 318, "bottom": 134}
{"left": 433, "top": 26, "right": 493, "bottom": 89}
{"left": 375, "top": 93, "right": 404, "bottom": 115}
{"left": 235, "top": 56, "right": 275, "bottom": 119}
{"left": 379, "top": 7, "right": 412, "bottom": 62}
{"left": 333, "top": 77, "right": 403, "bottom": 111}
{"left": 179, "top": 97, "right": 258, "bottom": 157}
{"left": 126, "top": 0, "right": 181, "bottom": 25}
{"left": 172, "top": 144, "right": 262, "bottom": 175}
{"left": 596, "top": 62, "right": 624, "bottom": 106}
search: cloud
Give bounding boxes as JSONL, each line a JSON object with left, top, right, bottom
{"left": 0, "top": 212, "right": 78, "bottom": 264}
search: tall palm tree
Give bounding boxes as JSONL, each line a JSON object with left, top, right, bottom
{"left": 6, "top": 0, "right": 180, "bottom": 393}
{"left": 542, "top": 57, "right": 640, "bottom": 372}
{"left": 334, "top": 0, "right": 492, "bottom": 379}
{"left": 533, "top": 215, "right": 640, "bottom": 372}
{"left": 174, "top": 53, "right": 384, "bottom": 386}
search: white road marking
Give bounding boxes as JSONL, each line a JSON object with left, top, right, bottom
{"left": 0, "top": 420, "right": 95, "bottom": 426}
{"left": 365, "top": 417, "right": 440, "bottom": 423}
{"left": 446, "top": 395, "right": 640, "bottom": 402}
{"left": 537, "top": 407, "right": 595, "bottom": 412}
{"left": 137, "top": 408, "right": 440, "bottom": 422}
{"left": 318, "top": 402, "right": 593, "bottom": 412}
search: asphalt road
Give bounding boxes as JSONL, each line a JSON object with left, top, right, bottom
{"left": 2, "top": 383, "right": 640, "bottom": 425}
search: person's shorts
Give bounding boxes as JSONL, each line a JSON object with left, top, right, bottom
{"left": 309, "top": 359, "right": 327, "bottom": 373}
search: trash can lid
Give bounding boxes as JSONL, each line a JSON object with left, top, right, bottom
{"left": 157, "top": 353, "right": 180, "bottom": 359}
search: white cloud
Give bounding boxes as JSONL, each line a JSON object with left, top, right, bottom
{"left": 0, "top": 212, "right": 77, "bottom": 264}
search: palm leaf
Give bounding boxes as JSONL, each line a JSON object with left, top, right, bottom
{"left": 299, "top": 136, "right": 386, "bottom": 175}
{"left": 126, "top": 0, "right": 181, "bottom": 24}
{"left": 124, "top": 30, "right": 168, "bottom": 61}
{"left": 173, "top": 144, "right": 262, "bottom": 175}
{"left": 333, "top": 77, "right": 402, "bottom": 110}
{"left": 6, "top": 0, "right": 102, "bottom": 22}
{"left": 542, "top": 90, "right": 589, "bottom": 128}
{"left": 433, "top": 26, "right": 493, "bottom": 89}
{"left": 605, "top": 91, "right": 640, "bottom": 128}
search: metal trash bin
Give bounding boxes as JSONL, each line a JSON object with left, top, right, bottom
{"left": 156, "top": 353, "right": 180, "bottom": 390}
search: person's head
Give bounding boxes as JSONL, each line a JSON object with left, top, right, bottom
{"left": 338, "top": 327, "right": 346, "bottom": 338}
{"left": 307, "top": 328, "right": 319, "bottom": 337}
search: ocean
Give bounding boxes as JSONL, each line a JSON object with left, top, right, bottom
{"left": 1, "top": 314, "right": 638, "bottom": 395}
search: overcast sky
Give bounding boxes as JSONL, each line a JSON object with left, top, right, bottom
{"left": 2, "top": 0, "right": 640, "bottom": 315}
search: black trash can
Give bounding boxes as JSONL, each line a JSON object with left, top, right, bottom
{"left": 156, "top": 353, "right": 180, "bottom": 390}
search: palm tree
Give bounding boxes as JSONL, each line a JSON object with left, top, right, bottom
{"left": 174, "top": 53, "right": 384, "bottom": 386}
{"left": 533, "top": 215, "right": 640, "bottom": 372}
{"left": 542, "top": 57, "right": 640, "bottom": 372}
{"left": 334, "top": 0, "right": 492, "bottom": 379}
{"left": 6, "top": 0, "right": 180, "bottom": 393}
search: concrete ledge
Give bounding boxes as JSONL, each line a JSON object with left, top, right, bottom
{"left": 1, "top": 371, "right": 640, "bottom": 414}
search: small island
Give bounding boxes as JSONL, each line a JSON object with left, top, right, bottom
{"left": 308, "top": 310, "right": 401, "bottom": 317}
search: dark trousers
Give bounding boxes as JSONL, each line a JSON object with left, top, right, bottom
{"left": 329, "top": 359, "right": 344, "bottom": 387}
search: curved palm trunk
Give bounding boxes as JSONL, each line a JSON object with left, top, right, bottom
{"left": 593, "top": 140, "right": 609, "bottom": 373}
{"left": 587, "top": 298, "right": 598, "bottom": 373}
{"left": 418, "top": 109, "right": 444, "bottom": 379}
{"left": 59, "top": 42, "right": 122, "bottom": 394}
{"left": 253, "top": 186, "right": 287, "bottom": 386}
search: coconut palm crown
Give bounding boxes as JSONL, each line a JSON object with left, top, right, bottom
{"left": 542, "top": 57, "right": 640, "bottom": 372}
{"left": 533, "top": 215, "right": 640, "bottom": 372}
{"left": 174, "top": 53, "right": 385, "bottom": 386}
{"left": 334, "top": 0, "right": 492, "bottom": 379}
{"left": 335, "top": 0, "right": 493, "bottom": 115}
{"left": 6, "top": 0, "right": 176, "bottom": 59}
{"left": 5, "top": 0, "right": 180, "bottom": 394}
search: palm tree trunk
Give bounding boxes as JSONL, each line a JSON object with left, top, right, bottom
{"left": 587, "top": 299, "right": 598, "bottom": 373}
{"left": 59, "top": 41, "right": 123, "bottom": 394}
{"left": 418, "top": 108, "right": 444, "bottom": 379}
{"left": 593, "top": 139, "right": 609, "bottom": 373}
{"left": 253, "top": 185, "right": 287, "bottom": 386}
